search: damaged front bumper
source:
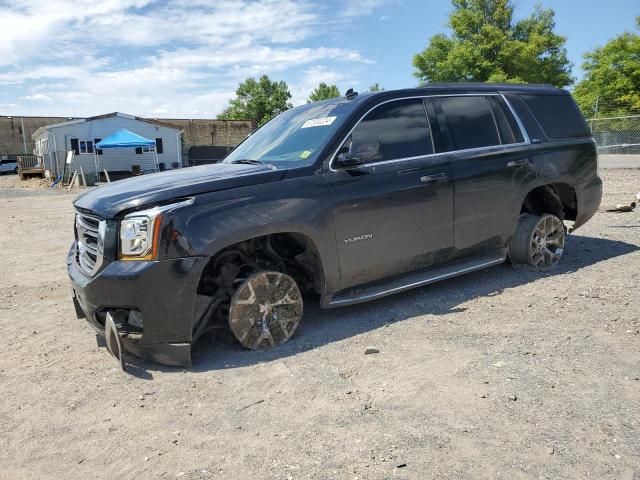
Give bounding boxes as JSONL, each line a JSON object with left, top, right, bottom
{"left": 67, "top": 244, "right": 208, "bottom": 367}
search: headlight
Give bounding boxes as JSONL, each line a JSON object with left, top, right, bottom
{"left": 120, "top": 214, "right": 162, "bottom": 260}
{"left": 119, "top": 198, "right": 194, "bottom": 261}
{"left": 120, "top": 215, "right": 157, "bottom": 259}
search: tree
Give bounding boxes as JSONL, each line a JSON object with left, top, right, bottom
{"left": 368, "top": 83, "right": 384, "bottom": 92}
{"left": 218, "top": 75, "right": 292, "bottom": 125}
{"left": 412, "top": 0, "right": 573, "bottom": 88}
{"left": 573, "top": 17, "right": 640, "bottom": 117}
{"left": 307, "top": 82, "right": 341, "bottom": 103}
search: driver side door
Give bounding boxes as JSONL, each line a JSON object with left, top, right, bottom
{"left": 324, "top": 98, "right": 455, "bottom": 290}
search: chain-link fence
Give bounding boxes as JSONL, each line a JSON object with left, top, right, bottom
{"left": 589, "top": 115, "right": 640, "bottom": 154}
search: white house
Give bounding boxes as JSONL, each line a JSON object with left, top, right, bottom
{"left": 32, "top": 112, "right": 183, "bottom": 179}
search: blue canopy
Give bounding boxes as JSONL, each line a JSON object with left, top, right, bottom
{"left": 95, "top": 129, "right": 155, "bottom": 149}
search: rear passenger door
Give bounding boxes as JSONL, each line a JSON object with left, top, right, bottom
{"left": 431, "top": 94, "right": 533, "bottom": 254}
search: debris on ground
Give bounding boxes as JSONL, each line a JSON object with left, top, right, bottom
{"left": 364, "top": 347, "right": 380, "bottom": 355}
{"left": 606, "top": 201, "right": 636, "bottom": 212}
{"left": 237, "top": 399, "right": 265, "bottom": 412}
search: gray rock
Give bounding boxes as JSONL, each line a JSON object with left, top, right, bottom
{"left": 621, "top": 469, "right": 635, "bottom": 480}
{"left": 364, "top": 347, "right": 379, "bottom": 355}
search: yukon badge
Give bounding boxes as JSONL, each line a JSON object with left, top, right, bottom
{"left": 343, "top": 233, "right": 374, "bottom": 244}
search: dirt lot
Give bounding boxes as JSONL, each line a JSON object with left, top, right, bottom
{"left": 0, "top": 171, "right": 639, "bottom": 480}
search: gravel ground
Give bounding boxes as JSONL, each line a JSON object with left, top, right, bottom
{"left": 0, "top": 171, "right": 639, "bottom": 480}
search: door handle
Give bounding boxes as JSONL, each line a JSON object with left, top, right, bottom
{"left": 507, "top": 159, "right": 528, "bottom": 167}
{"left": 420, "top": 172, "right": 448, "bottom": 183}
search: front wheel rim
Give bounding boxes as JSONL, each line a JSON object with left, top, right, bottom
{"left": 530, "top": 215, "right": 565, "bottom": 269}
{"left": 229, "top": 271, "right": 303, "bottom": 350}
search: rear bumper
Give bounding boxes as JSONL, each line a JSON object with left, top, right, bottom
{"left": 573, "top": 175, "right": 603, "bottom": 230}
{"left": 67, "top": 244, "right": 208, "bottom": 366}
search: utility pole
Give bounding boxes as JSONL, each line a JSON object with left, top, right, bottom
{"left": 590, "top": 95, "right": 600, "bottom": 132}
{"left": 20, "top": 117, "right": 27, "bottom": 153}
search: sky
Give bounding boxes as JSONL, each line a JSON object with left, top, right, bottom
{"left": 0, "top": 0, "right": 637, "bottom": 118}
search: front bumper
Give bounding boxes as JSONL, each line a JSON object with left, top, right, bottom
{"left": 67, "top": 244, "right": 208, "bottom": 366}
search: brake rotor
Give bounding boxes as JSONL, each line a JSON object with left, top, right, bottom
{"left": 228, "top": 271, "right": 303, "bottom": 350}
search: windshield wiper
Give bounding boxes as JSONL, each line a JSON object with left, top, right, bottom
{"left": 230, "top": 159, "right": 264, "bottom": 165}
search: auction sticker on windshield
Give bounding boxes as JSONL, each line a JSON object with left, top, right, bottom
{"left": 301, "top": 116, "right": 337, "bottom": 129}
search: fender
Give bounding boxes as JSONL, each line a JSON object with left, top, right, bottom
{"left": 157, "top": 174, "right": 342, "bottom": 295}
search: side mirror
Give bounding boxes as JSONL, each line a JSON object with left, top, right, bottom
{"left": 337, "top": 152, "right": 365, "bottom": 167}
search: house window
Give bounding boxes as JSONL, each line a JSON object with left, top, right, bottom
{"left": 155, "top": 138, "right": 163, "bottom": 154}
{"left": 78, "top": 140, "right": 94, "bottom": 154}
{"left": 142, "top": 145, "right": 155, "bottom": 153}
{"left": 37, "top": 138, "right": 48, "bottom": 155}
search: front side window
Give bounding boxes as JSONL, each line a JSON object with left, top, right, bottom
{"left": 434, "top": 96, "right": 500, "bottom": 151}
{"left": 344, "top": 98, "right": 433, "bottom": 163}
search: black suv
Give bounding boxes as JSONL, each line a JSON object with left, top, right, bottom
{"left": 68, "top": 83, "right": 602, "bottom": 367}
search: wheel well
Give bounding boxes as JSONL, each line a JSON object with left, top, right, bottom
{"left": 193, "top": 233, "right": 324, "bottom": 335}
{"left": 521, "top": 183, "right": 577, "bottom": 221}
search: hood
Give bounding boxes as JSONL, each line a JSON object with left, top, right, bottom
{"left": 74, "top": 163, "right": 285, "bottom": 218}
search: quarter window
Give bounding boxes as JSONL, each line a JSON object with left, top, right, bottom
{"left": 434, "top": 96, "right": 500, "bottom": 151}
{"left": 520, "top": 94, "right": 590, "bottom": 139}
{"left": 345, "top": 98, "right": 433, "bottom": 163}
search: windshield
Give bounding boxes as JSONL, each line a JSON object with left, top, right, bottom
{"left": 223, "top": 100, "right": 355, "bottom": 167}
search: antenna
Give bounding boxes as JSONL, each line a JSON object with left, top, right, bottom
{"left": 345, "top": 88, "right": 358, "bottom": 99}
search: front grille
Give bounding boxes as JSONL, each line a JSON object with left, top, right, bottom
{"left": 75, "top": 211, "right": 105, "bottom": 276}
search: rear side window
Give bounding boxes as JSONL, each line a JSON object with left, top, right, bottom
{"left": 348, "top": 98, "right": 433, "bottom": 162}
{"left": 433, "top": 96, "right": 500, "bottom": 151}
{"left": 520, "top": 94, "right": 590, "bottom": 139}
{"left": 487, "top": 96, "right": 524, "bottom": 144}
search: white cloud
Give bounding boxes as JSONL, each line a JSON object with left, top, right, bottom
{"left": 342, "top": 0, "right": 390, "bottom": 16}
{"left": 0, "top": 0, "right": 386, "bottom": 117}
{"left": 21, "top": 94, "right": 52, "bottom": 101}
{"left": 290, "top": 65, "right": 359, "bottom": 106}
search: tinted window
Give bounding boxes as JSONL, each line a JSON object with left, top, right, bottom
{"left": 434, "top": 96, "right": 500, "bottom": 151}
{"left": 347, "top": 98, "right": 432, "bottom": 163}
{"left": 502, "top": 93, "right": 545, "bottom": 142}
{"left": 520, "top": 94, "right": 590, "bottom": 139}
{"left": 487, "top": 96, "right": 524, "bottom": 144}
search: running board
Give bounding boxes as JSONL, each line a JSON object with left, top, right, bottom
{"left": 326, "top": 253, "right": 506, "bottom": 308}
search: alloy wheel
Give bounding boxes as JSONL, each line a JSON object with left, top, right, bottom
{"left": 529, "top": 214, "right": 565, "bottom": 269}
{"left": 228, "top": 271, "right": 303, "bottom": 349}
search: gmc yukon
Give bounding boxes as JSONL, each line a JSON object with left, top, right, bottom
{"left": 68, "top": 84, "right": 602, "bottom": 368}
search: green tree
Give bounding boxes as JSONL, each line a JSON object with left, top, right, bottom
{"left": 218, "top": 75, "right": 292, "bottom": 125}
{"left": 412, "top": 0, "right": 573, "bottom": 87}
{"left": 573, "top": 17, "right": 640, "bottom": 117}
{"left": 307, "top": 82, "right": 341, "bottom": 103}
{"left": 368, "top": 83, "right": 384, "bottom": 92}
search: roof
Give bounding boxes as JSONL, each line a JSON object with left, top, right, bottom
{"left": 297, "top": 83, "right": 565, "bottom": 112}
{"left": 32, "top": 112, "right": 180, "bottom": 139}
{"left": 353, "top": 83, "right": 565, "bottom": 103}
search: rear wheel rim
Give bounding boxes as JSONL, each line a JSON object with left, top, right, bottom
{"left": 229, "top": 271, "right": 303, "bottom": 350}
{"left": 530, "top": 215, "right": 565, "bottom": 269}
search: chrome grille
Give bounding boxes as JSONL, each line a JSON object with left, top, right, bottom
{"left": 75, "top": 211, "right": 105, "bottom": 276}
